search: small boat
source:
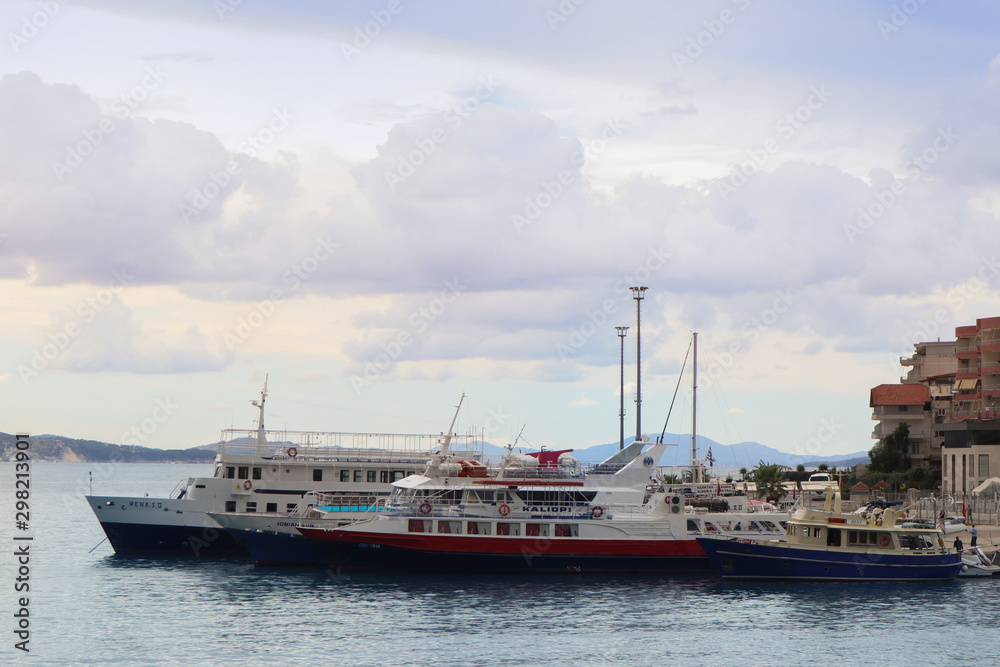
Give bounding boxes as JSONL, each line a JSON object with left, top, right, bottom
{"left": 697, "top": 489, "right": 962, "bottom": 581}
{"left": 959, "top": 548, "right": 1000, "bottom": 577}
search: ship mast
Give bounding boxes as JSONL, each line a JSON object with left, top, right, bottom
{"left": 252, "top": 374, "right": 268, "bottom": 457}
{"left": 691, "top": 332, "right": 698, "bottom": 484}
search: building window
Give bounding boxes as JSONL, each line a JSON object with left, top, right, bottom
{"left": 252, "top": 467, "right": 262, "bottom": 480}
{"left": 980, "top": 455, "right": 990, "bottom": 479}
{"left": 367, "top": 470, "right": 377, "bottom": 483}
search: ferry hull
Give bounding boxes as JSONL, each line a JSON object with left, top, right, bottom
{"left": 225, "top": 527, "right": 327, "bottom": 566}
{"left": 300, "top": 529, "right": 714, "bottom": 574}
{"left": 697, "top": 537, "right": 963, "bottom": 581}
{"left": 96, "top": 520, "right": 247, "bottom": 557}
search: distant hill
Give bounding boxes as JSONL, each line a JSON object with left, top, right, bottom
{"left": 487, "top": 433, "right": 869, "bottom": 469}
{"left": 0, "top": 433, "right": 216, "bottom": 463}
{"left": 0, "top": 430, "right": 868, "bottom": 468}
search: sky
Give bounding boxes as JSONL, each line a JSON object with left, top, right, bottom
{"left": 2, "top": 0, "right": 999, "bottom": 466}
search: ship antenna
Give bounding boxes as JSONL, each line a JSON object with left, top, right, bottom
{"left": 252, "top": 374, "right": 268, "bottom": 456}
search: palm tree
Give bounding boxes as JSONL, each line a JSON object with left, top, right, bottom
{"left": 795, "top": 464, "right": 805, "bottom": 491}
{"left": 751, "top": 461, "right": 788, "bottom": 504}
{"left": 738, "top": 467, "right": 748, "bottom": 482}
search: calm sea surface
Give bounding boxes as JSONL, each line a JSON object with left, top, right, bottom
{"left": 3, "top": 462, "right": 1000, "bottom": 665}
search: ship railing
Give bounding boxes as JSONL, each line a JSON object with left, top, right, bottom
{"left": 169, "top": 478, "right": 193, "bottom": 500}
{"left": 217, "top": 429, "right": 483, "bottom": 461}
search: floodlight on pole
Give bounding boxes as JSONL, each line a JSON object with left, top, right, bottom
{"left": 630, "top": 286, "right": 647, "bottom": 440}
{"left": 615, "top": 326, "right": 629, "bottom": 450}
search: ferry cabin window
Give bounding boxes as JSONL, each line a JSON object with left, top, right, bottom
{"left": 225, "top": 466, "right": 235, "bottom": 479}
{"left": 246, "top": 502, "right": 257, "bottom": 513}
{"left": 827, "top": 528, "right": 840, "bottom": 547}
{"left": 380, "top": 471, "right": 389, "bottom": 483}
{"left": 340, "top": 470, "right": 349, "bottom": 482}
{"left": 312, "top": 469, "right": 323, "bottom": 482}
{"left": 525, "top": 523, "right": 550, "bottom": 537}
{"left": 687, "top": 519, "right": 700, "bottom": 532}
{"left": 497, "top": 522, "right": 521, "bottom": 536}
{"left": 392, "top": 471, "right": 406, "bottom": 482}
{"left": 467, "top": 521, "right": 492, "bottom": 535}
{"left": 408, "top": 519, "right": 431, "bottom": 533}
{"left": 437, "top": 520, "right": 462, "bottom": 534}
{"left": 286, "top": 503, "right": 297, "bottom": 512}
{"left": 238, "top": 466, "right": 249, "bottom": 480}
{"left": 225, "top": 501, "right": 236, "bottom": 512}
{"left": 214, "top": 465, "right": 222, "bottom": 478}
{"left": 252, "top": 467, "right": 262, "bottom": 480}
{"left": 554, "top": 524, "right": 579, "bottom": 537}
{"left": 354, "top": 470, "right": 363, "bottom": 483}
{"left": 266, "top": 502, "right": 278, "bottom": 513}
{"left": 367, "top": 471, "right": 377, "bottom": 483}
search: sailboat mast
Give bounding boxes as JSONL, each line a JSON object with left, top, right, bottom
{"left": 692, "top": 332, "right": 698, "bottom": 484}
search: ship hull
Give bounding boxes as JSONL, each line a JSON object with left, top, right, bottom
{"left": 697, "top": 537, "right": 963, "bottom": 581}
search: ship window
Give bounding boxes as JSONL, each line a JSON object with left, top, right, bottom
{"left": 266, "top": 502, "right": 277, "bottom": 513}
{"left": 467, "top": 521, "right": 492, "bottom": 535}
{"left": 408, "top": 519, "right": 431, "bottom": 533}
{"left": 380, "top": 471, "right": 389, "bottom": 483}
{"left": 286, "top": 504, "right": 296, "bottom": 512}
{"left": 340, "top": 470, "right": 350, "bottom": 482}
{"left": 354, "top": 470, "right": 363, "bottom": 482}
{"left": 525, "top": 523, "right": 550, "bottom": 537}
{"left": 437, "top": 520, "right": 461, "bottom": 534}
{"left": 803, "top": 526, "right": 811, "bottom": 538}
{"left": 238, "top": 466, "right": 249, "bottom": 480}
{"left": 368, "top": 471, "right": 377, "bottom": 483}
{"left": 252, "top": 467, "right": 262, "bottom": 480}
{"left": 392, "top": 471, "right": 406, "bottom": 482}
{"left": 554, "top": 524, "right": 578, "bottom": 537}
{"left": 687, "top": 519, "right": 700, "bottom": 532}
{"left": 246, "top": 502, "right": 257, "bottom": 513}
{"left": 225, "top": 466, "right": 235, "bottom": 479}
{"left": 497, "top": 522, "right": 521, "bottom": 536}
{"left": 225, "top": 501, "right": 236, "bottom": 512}
{"left": 214, "top": 465, "right": 222, "bottom": 478}
{"left": 195, "top": 484, "right": 206, "bottom": 489}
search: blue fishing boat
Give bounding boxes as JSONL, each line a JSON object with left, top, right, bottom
{"left": 697, "top": 490, "right": 962, "bottom": 581}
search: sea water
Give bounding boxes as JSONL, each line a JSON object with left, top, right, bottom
{"left": 3, "top": 462, "right": 1000, "bottom": 665}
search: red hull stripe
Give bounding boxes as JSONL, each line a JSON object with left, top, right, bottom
{"left": 298, "top": 528, "right": 705, "bottom": 557}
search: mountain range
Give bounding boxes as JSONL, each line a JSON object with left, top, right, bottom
{"left": 0, "top": 430, "right": 869, "bottom": 469}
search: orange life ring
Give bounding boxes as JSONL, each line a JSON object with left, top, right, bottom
{"left": 498, "top": 503, "right": 511, "bottom": 516}
{"left": 591, "top": 506, "right": 604, "bottom": 519}
{"left": 419, "top": 502, "right": 432, "bottom": 515}
{"left": 878, "top": 534, "right": 890, "bottom": 548}
{"left": 243, "top": 480, "right": 252, "bottom": 491}
{"left": 287, "top": 447, "right": 298, "bottom": 458}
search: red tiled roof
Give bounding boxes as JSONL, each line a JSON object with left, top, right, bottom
{"left": 871, "top": 480, "right": 889, "bottom": 490}
{"left": 870, "top": 384, "right": 930, "bottom": 407}
{"left": 850, "top": 482, "right": 870, "bottom": 490}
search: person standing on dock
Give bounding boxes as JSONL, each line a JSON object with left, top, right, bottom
{"left": 954, "top": 535, "right": 964, "bottom": 554}
{"left": 971, "top": 525, "right": 978, "bottom": 548}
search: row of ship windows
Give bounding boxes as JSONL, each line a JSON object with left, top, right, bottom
{"left": 224, "top": 501, "right": 298, "bottom": 513}
{"left": 219, "top": 466, "right": 417, "bottom": 483}
{"left": 407, "top": 519, "right": 579, "bottom": 537}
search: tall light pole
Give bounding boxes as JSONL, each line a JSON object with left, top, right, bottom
{"left": 630, "top": 286, "right": 647, "bottom": 440}
{"left": 615, "top": 326, "right": 629, "bottom": 450}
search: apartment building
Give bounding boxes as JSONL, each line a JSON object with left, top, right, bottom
{"left": 870, "top": 383, "right": 932, "bottom": 466}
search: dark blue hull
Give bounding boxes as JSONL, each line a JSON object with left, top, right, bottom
{"left": 308, "top": 540, "right": 713, "bottom": 574}
{"left": 97, "top": 521, "right": 248, "bottom": 558}
{"left": 226, "top": 528, "right": 327, "bottom": 566}
{"left": 697, "top": 537, "right": 962, "bottom": 581}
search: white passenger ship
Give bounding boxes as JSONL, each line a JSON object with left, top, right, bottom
{"left": 86, "top": 383, "right": 480, "bottom": 557}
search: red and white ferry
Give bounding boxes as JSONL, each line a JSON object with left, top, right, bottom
{"left": 296, "top": 440, "right": 785, "bottom": 573}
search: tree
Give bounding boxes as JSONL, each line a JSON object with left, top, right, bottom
{"left": 817, "top": 463, "right": 829, "bottom": 472}
{"left": 868, "top": 423, "right": 913, "bottom": 474}
{"left": 738, "top": 467, "right": 748, "bottom": 482}
{"left": 751, "top": 460, "right": 788, "bottom": 504}
{"left": 795, "top": 464, "right": 805, "bottom": 491}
